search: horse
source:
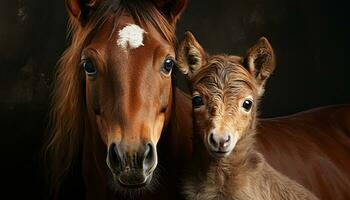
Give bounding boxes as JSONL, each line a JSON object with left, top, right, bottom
{"left": 176, "top": 31, "right": 350, "bottom": 200}
{"left": 177, "top": 32, "right": 318, "bottom": 200}
{"left": 45, "top": 0, "right": 192, "bottom": 199}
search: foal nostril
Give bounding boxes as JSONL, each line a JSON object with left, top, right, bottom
{"left": 221, "top": 135, "right": 231, "bottom": 148}
{"left": 108, "top": 143, "right": 122, "bottom": 171}
{"left": 143, "top": 143, "right": 156, "bottom": 173}
{"left": 209, "top": 133, "right": 231, "bottom": 150}
{"left": 209, "top": 132, "right": 218, "bottom": 148}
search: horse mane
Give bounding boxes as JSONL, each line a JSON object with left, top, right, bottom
{"left": 45, "top": 0, "right": 176, "bottom": 197}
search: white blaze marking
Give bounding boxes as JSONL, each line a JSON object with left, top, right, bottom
{"left": 117, "top": 24, "right": 145, "bottom": 50}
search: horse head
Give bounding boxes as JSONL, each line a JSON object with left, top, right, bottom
{"left": 48, "top": 0, "right": 187, "bottom": 193}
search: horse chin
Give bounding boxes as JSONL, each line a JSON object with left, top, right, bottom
{"left": 117, "top": 173, "right": 153, "bottom": 189}
{"left": 209, "top": 150, "right": 232, "bottom": 159}
{"left": 109, "top": 170, "right": 155, "bottom": 192}
{"left": 207, "top": 145, "right": 235, "bottom": 159}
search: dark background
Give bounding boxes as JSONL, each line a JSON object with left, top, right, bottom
{"left": 0, "top": 0, "right": 349, "bottom": 199}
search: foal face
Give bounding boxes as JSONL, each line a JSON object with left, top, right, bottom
{"left": 177, "top": 32, "right": 275, "bottom": 158}
{"left": 191, "top": 59, "right": 258, "bottom": 157}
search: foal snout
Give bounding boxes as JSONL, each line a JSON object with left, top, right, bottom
{"left": 208, "top": 131, "right": 235, "bottom": 157}
{"left": 107, "top": 142, "right": 157, "bottom": 187}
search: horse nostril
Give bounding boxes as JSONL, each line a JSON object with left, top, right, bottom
{"left": 209, "top": 133, "right": 231, "bottom": 150}
{"left": 221, "top": 134, "right": 231, "bottom": 148}
{"left": 144, "top": 143, "right": 152, "bottom": 160}
{"left": 108, "top": 143, "right": 122, "bottom": 171}
{"left": 209, "top": 132, "right": 218, "bottom": 148}
{"left": 143, "top": 143, "right": 156, "bottom": 173}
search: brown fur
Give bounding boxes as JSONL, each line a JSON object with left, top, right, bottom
{"left": 177, "top": 32, "right": 318, "bottom": 200}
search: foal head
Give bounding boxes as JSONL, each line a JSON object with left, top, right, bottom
{"left": 50, "top": 0, "right": 187, "bottom": 191}
{"left": 177, "top": 32, "right": 275, "bottom": 158}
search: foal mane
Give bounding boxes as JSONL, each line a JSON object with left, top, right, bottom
{"left": 45, "top": 0, "right": 176, "bottom": 196}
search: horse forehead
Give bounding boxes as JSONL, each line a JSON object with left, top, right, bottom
{"left": 88, "top": 16, "right": 164, "bottom": 52}
{"left": 117, "top": 24, "right": 146, "bottom": 50}
{"left": 87, "top": 15, "right": 172, "bottom": 80}
{"left": 114, "top": 15, "right": 168, "bottom": 50}
{"left": 107, "top": 20, "right": 170, "bottom": 93}
{"left": 197, "top": 73, "right": 255, "bottom": 102}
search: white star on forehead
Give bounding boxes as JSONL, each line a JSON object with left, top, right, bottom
{"left": 117, "top": 24, "right": 146, "bottom": 50}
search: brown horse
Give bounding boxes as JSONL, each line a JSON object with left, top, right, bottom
{"left": 177, "top": 32, "right": 318, "bottom": 200}
{"left": 45, "top": 0, "right": 192, "bottom": 199}
{"left": 176, "top": 31, "right": 350, "bottom": 200}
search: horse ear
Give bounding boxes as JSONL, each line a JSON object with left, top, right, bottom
{"left": 177, "top": 31, "right": 206, "bottom": 79}
{"left": 65, "top": 0, "right": 102, "bottom": 24}
{"left": 245, "top": 37, "right": 276, "bottom": 95}
{"left": 152, "top": 0, "right": 188, "bottom": 25}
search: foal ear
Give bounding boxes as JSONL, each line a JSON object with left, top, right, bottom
{"left": 152, "top": 0, "right": 188, "bottom": 25}
{"left": 177, "top": 31, "right": 206, "bottom": 79}
{"left": 65, "top": 0, "right": 102, "bottom": 24}
{"left": 245, "top": 37, "right": 275, "bottom": 95}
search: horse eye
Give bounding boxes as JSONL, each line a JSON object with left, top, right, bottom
{"left": 82, "top": 59, "right": 97, "bottom": 75}
{"left": 162, "top": 58, "right": 174, "bottom": 75}
{"left": 192, "top": 96, "right": 204, "bottom": 108}
{"left": 242, "top": 99, "right": 253, "bottom": 112}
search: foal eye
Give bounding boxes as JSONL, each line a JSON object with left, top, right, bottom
{"left": 242, "top": 99, "right": 253, "bottom": 112}
{"left": 82, "top": 59, "right": 97, "bottom": 76}
{"left": 192, "top": 96, "right": 204, "bottom": 109}
{"left": 161, "top": 58, "right": 175, "bottom": 75}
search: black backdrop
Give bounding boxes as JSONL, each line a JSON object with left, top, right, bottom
{"left": 0, "top": 0, "right": 349, "bottom": 199}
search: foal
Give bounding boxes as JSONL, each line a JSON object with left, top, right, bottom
{"left": 176, "top": 32, "right": 318, "bottom": 200}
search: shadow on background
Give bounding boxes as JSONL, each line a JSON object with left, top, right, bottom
{"left": 0, "top": 0, "right": 348, "bottom": 199}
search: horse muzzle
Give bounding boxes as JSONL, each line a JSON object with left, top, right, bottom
{"left": 107, "top": 142, "right": 157, "bottom": 188}
{"left": 207, "top": 131, "right": 236, "bottom": 158}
